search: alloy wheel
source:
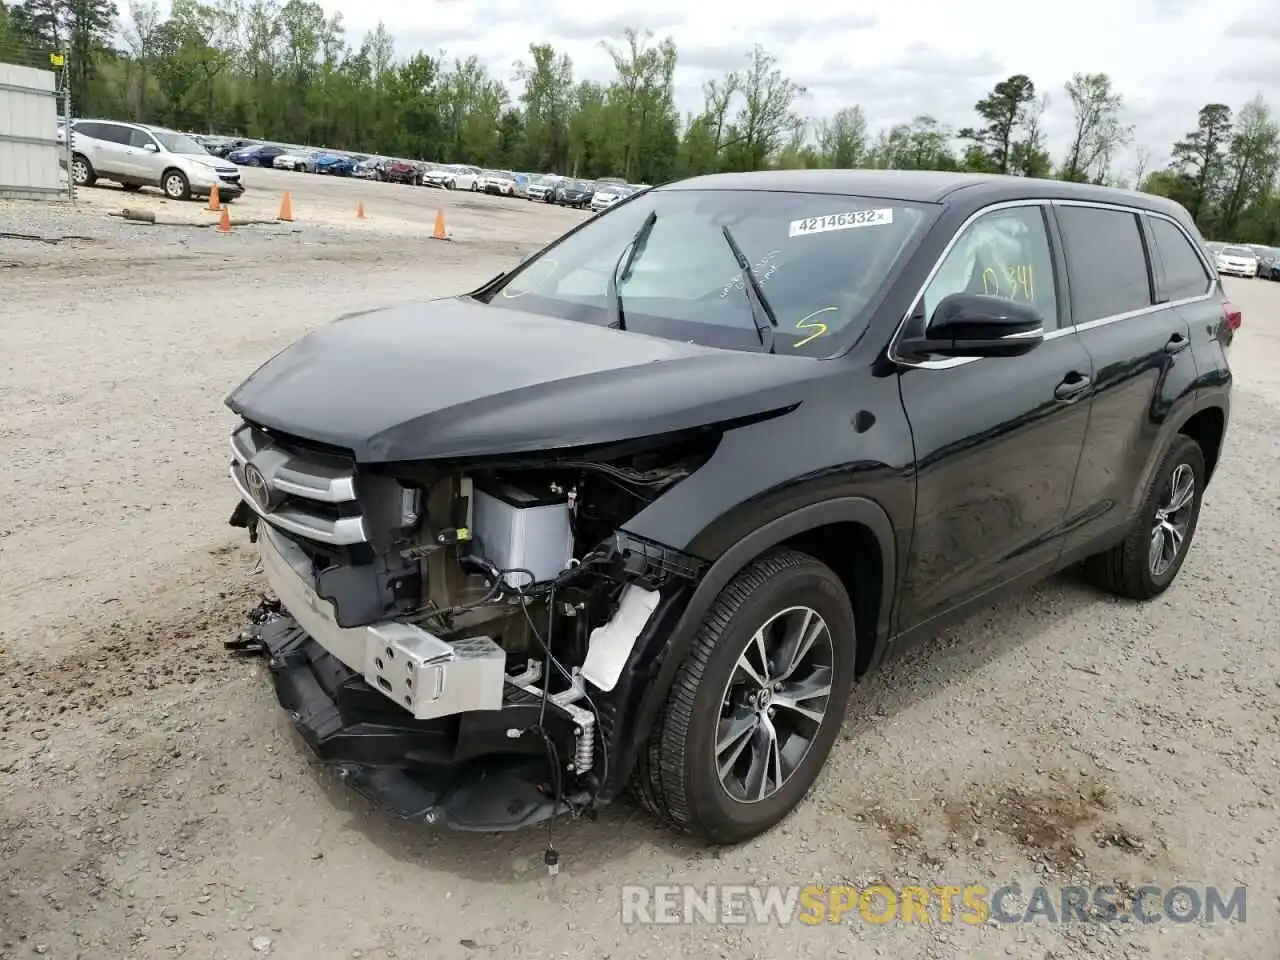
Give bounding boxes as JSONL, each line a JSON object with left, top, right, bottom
{"left": 715, "top": 605, "right": 834, "bottom": 804}
{"left": 71, "top": 159, "right": 89, "bottom": 185}
{"left": 1150, "top": 463, "right": 1195, "bottom": 578}
{"left": 164, "top": 173, "right": 185, "bottom": 199}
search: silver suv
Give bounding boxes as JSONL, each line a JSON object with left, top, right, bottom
{"left": 66, "top": 119, "right": 244, "bottom": 202}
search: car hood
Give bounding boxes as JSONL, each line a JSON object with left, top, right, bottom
{"left": 225, "top": 297, "right": 820, "bottom": 463}
{"left": 187, "top": 156, "right": 238, "bottom": 175}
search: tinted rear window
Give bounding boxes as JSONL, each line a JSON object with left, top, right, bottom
{"left": 1147, "top": 217, "right": 1211, "bottom": 301}
{"left": 1056, "top": 206, "right": 1153, "bottom": 323}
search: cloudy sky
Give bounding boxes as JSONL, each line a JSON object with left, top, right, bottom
{"left": 233, "top": 0, "right": 1280, "bottom": 174}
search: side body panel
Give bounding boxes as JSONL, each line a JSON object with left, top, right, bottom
{"left": 1052, "top": 201, "right": 1203, "bottom": 552}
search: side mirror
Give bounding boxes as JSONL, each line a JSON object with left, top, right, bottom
{"left": 142, "top": 142, "right": 158, "bottom": 152}
{"left": 900, "top": 293, "right": 1045, "bottom": 360}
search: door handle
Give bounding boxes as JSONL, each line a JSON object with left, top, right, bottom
{"left": 1054, "top": 372, "right": 1091, "bottom": 401}
{"left": 1164, "top": 333, "right": 1189, "bottom": 354}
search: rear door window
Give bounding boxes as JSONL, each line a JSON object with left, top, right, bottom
{"left": 1054, "top": 205, "right": 1154, "bottom": 324}
{"left": 1146, "top": 216, "right": 1212, "bottom": 302}
{"left": 95, "top": 123, "right": 132, "bottom": 144}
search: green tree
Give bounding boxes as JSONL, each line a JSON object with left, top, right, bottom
{"left": 1218, "top": 96, "right": 1279, "bottom": 237}
{"left": 1059, "top": 72, "right": 1131, "bottom": 183}
{"left": 1170, "top": 103, "right": 1233, "bottom": 224}
{"left": 960, "top": 73, "right": 1036, "bottom": 174}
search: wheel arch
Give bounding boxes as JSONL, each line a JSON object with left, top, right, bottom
{"left": 1178, "top": 403, "right": 1226, "bottom": 482}
{"left": 604, "top": 496, "right": 896, "bottom": 795}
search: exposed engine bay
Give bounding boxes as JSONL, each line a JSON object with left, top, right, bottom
{"left": 227, "top": 420, "right": 718, "bottom": 831}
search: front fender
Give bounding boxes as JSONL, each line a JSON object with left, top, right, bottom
{"left": 602, "top": 495, "right": 898, "bottom": 797}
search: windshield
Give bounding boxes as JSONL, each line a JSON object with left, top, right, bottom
{"left": 153, "top": 130, "right": 210, "bottom": 155}
{"left": 477, "top": 188, "right": 933, "bottom": 355}
{"left": 1222, "top": 246, "right": 1254, "bottom": 257}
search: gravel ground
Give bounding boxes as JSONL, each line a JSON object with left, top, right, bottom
{"left": 0, "top": 189, "right": 1277, "bottom": 960}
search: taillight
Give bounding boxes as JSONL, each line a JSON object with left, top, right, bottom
{"left": 1223, "top": 301, "right": 1242, "bottom": 331}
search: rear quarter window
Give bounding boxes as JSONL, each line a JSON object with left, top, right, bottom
{"left": 1146, "top": 217, "right": 1212, "bottom": 302}
{"left": 1055, "top": 206, "right": 1154, "bottom": 324}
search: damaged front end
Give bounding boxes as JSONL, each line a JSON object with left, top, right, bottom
{"left": 225, "top": 419, "right": 714, "bottom": 831}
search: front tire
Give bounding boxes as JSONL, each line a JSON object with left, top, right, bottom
{"left": 1084, "top": 434, "right": 1206, "bottom": 599}
{"left": 70, "top": 153, "right": 96, "bottom": 187}
{"left": 162, "top": 169, "right": 190, "bottom": 201}
{"left": 635, "top": 548, "right": 857, "bottom": 844}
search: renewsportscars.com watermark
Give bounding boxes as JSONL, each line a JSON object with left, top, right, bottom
{"left": 621, "top": 884, "right": 1247, "bottom": 926}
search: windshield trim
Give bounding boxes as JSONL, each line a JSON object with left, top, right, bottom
{"left": 467, "top": 186, "right": 941, "bottom": 360}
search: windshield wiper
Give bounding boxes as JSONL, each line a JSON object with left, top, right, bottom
{"left": 607, "top": 210, "right": 657, "bottom": 331}
{"left": 720, "top": 224, "right": 778, "bottom": 353}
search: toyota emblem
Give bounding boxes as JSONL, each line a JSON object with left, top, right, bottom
{"left": 244, "top": 464, "right": 272, "bottom": 511}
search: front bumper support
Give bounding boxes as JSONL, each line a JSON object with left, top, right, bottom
{"left": 232, "top": 606, "right": 593, "bottom": 831}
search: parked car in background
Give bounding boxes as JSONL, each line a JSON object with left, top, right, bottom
{"left": 482, "top": 170, "right": 518, "bottom": 196}
{"left": 525, "top": 174, "right": 562, "bottom": 202}
{"left": 383, "top": 159, "right": 423, "bottom": 185}
{"left": 450, "top": 166, "right": 484, "bottom": 191}
{"left": 207, "top": 137, "right": 255, "bottom": 158}
{"left": 1214, "top": 244, "right": 1259, "bottom": 278}
{"left": 66, "top": 119, "right": 243, "bottom": 202}
{"left": 555, "top": 178, "right": 594, "bottom": 208}
{"left": 1252, "top": 246, "right": 1280, "bottom": 280}
{"left": 273, "top": 149, "right": 318, "bottom": 172}
{"left": 314, "top": 153, "right": 357, "bottom": 176}
{"left": 228, "top": 143, "right": 287, "bottom": 167}
{"left": 353, "top": 157, "right": 386, "bottom": 179}
{"left": 423, "top": 163, "right": 462, "bottom": 189}
{"left": 590, "top": 182, "right": 634, "bottom": 212}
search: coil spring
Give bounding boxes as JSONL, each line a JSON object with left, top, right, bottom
{"left": 574, "top": 716, "right": 595, "bottom": 773}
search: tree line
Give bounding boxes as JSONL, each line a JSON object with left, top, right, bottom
{"left": 1, "top": 0, "right": 1278, "bottom": 242}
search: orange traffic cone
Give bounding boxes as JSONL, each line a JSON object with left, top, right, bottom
{"left": 278, "top": 191, "right": 293, "bottom": 222}
{"left": 356, "top": 199, "right": 367, "bottom": 220}
{"left": 207, "top": 183, "right": 220, "bottom": 212}
{"left": 216, "top": 206, "right": 232, "bottom": 233}
{"left": 430, "top": 207, "right": 451, "bottom": 241}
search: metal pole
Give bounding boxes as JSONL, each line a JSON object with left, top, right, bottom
{"left": 61, "top": 47, "right": 73, "bottom": 201}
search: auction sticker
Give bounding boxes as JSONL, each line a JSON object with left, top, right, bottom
{"left": 789, "top": 208, "right": 893, "bottom": 238}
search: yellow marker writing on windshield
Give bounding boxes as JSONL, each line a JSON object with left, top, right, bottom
{"left": 500, "top": 258, "right": 559, "bottom": 299}
{"left": 794, "top": 306, "right": 837, "bottom": 347}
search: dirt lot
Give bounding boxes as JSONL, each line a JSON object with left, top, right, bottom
{"left": 1, "top": 178, "right": 1277, "bottom": 960}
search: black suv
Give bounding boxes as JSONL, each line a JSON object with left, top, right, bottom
{"left": 224, "top": 171, "right": 1237, "bottom": 844}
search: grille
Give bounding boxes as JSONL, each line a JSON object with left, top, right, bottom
{"left": 229, "top": 424, "right": 367, "bottom": 545}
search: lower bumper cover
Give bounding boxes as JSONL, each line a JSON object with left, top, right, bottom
{"left": 235, "top": 608, "right": 589, "bottom": 830}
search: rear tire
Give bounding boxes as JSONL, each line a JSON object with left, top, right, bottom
{"left": 634, "top": 548, "right": 857, "bottom": 844}
{"left": 1084, "top": 434, "right": 1206, "bottom": 600}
